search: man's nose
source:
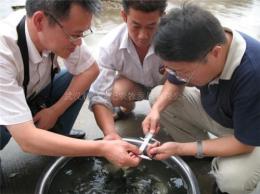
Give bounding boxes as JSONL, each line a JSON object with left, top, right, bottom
{"left": 138, "top": 29, "right": 149, "bottom": 40}
{"left": 73, "top": 38, "right": 82, "bottom": 46}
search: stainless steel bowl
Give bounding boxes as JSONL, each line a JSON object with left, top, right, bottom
{"left": 35, "top": 138, "right": 200, "bottom": 194}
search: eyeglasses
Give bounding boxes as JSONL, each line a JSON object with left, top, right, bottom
{"left": 165, "top": 63, "right": 201, "bottom": 84}
{"left": 44, "top": 12, "right": 93, "bottom": 42}
{"left": 163, "top": 48, "right": 214, "bottom": 84}
{"left": 165, "top": 67, "right": 190, "bottom": 83}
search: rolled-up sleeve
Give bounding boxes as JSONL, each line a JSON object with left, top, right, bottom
{"left": 88, "top": 46, "right": 117, "bottom": 111}
{"left": 88, "top": 66, "right": 117, "bottom": 110}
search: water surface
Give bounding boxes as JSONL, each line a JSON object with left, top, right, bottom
{"left": 48, "top": 157, "right": 188, "bottom": 194}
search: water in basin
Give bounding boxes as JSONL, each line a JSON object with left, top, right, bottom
{"left": 48, "top": 157, "right": 188, "bottom": 194}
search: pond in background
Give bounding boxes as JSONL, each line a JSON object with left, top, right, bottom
{"left": 170, "top": 0, "right": 260, "bottom": 39}
{"left": 89, "top": 0, "right": 260, "bottom": 50}
{"left": 1, "top": 0, "right": 259, "bottom": 42}
{"left": 0, "top": 0, "right": 260, "bottom": 55}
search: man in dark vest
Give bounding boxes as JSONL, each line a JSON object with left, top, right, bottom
{"left": 144, "top": 4, "right": 260, "bottom": 194}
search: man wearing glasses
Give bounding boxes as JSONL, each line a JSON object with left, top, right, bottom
{"left": 0, "top": 0, "right": 140, "bottom": 168}
{"left": 89, "top": 0, "right": 167, "bottom": 140}
{"left": 143, "top": 4, "right": 260, "bottom": 194}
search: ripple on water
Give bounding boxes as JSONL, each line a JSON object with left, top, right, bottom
{"left": 48, "top": 157, "right": 188, "bottom": 194}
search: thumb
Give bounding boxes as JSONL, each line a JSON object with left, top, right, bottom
{"left": 149, "top": 146, "right": 160, "bottom": 155}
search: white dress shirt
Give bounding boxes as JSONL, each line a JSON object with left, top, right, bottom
{"left": 0, "top": 10, "right": 95, "bottom": 125}
{"left": 89, "top": 23, "right": 164, "bottom": 110}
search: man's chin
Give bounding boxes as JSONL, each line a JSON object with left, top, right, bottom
{"left": 136, "top": 41, "right": 150, "bottom": 49}
{"left": 58, "top": 51, "right": 71, "bottom": 59}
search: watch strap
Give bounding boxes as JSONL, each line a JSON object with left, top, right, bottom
{"left": 195, "top": 140, "right": 204, "bottom": 159}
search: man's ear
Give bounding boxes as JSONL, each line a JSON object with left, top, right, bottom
{"left": 120, "top": 9, "right": 127, "bottom": 23}
{"left": 32, "top": 11, "right": 45, "bottom": 32}
{"left": 211, "top": 45, "right": 222, "bottom": 58}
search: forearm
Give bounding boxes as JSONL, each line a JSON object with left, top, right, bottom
{"left": 52, "top": 63, "right": 99, "bottom": 117}
{"left": 175, "top": 135, "right": 254, "bottom": 157}
{"left": 151, "top": 81, "right": 184, "bottom": 113}
{"left": 93, "top": 104, "right": 117, "bottom": 135}
{"left": 27, "top": 132, "right": 105, "bottom": 156}
{"left": 8, "top": 121, "right": 105, "bottom": 156}
{"left": 202, "top": 135, "right": 254, "bottom": 157}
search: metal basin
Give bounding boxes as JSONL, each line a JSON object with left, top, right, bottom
{"left": 35, "top": 138, "right": 200, "bottom": 194}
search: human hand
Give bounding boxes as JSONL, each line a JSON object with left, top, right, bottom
{"left": 142, "top": 109, "right": 160, "bottom": 135}
{"left": 102, "top": 140, "right": 141, "bottom": 167}
{"left": 104, "top": 133, "right": 122, "bottom": 140}
{"left": 33, "top": 107, "right": 58, "bottom": 130}
{"left": 147, "top": 142, "right": 178, "bottom": 160}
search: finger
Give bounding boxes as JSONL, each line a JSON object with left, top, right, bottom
{"left": 147, "top": 142, "right": 158, "bottom": 151}
{"left": 151, "top": 153, "right": 161, "bottom": 160}
{"left": 33, "top": 114, "right": 40, "bottom": 123}
{"left": 125, "top": 142, "right": 139, "bottom": 155}
{"left": 129, "top": 151, "right": 134, "bottom": 157}
{"left": 37, "top": 121, "right": 45, "bottom": 129}
{"left": 142, "top": 126, "right": 148, "bottom": 135}
{"left": 152, "top": 140, "right": 160, "bottom": 145}
{"left": 130, "top": 153, "right": 140, "bottom": 160}
{"left": 149, "top": 146, "right": 160, "bottom": 155}
{"left": 142, "top": 119, "right": 150, "bottom": 134}
{"left": 120, "top": 152, "right": 140, "bottom": 167}
{"left": 146, "top": 147, "right": 154, "bottom": 158}
{"left": 153, "top": 153, "right": 167, "bottom": 160}
{"left": 147, "top": 145, "right": 159, "bottom": 156}
{"left": 127, "top": 156, "right": 141, "bottom": 167}
{"left": 146, "top": 147, "right": 159, "bottom": 159}
{"left": 127, "top": 151, "right": 140, "bottom": 161}
{"left": 150, "top": 129, "right": 155, "bottom": 134}
{"left": 155, "top": 125, "right": 160, "bottom": 134}
{"left": 150, "top": 120, "right": 158, "bottom": 134}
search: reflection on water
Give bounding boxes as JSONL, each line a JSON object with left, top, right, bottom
{"left": 48, "top": 157, "right": 187, "bottom": 194}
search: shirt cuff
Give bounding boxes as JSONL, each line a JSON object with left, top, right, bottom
{"left": 88, "top": 94, "right": 113, "bottom": 111}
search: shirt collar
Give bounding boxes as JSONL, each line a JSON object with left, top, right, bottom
{"left": 209, "top": 27, "right": 246, "bottom": 85}
{"left": 119, "top": 24, "right": 155, "bottom": 58}
{"left": 25, "top": 19, "right": 51, "bottom": 64}
{"left": 119, "top": 25, "right": 129, "bottom": 50}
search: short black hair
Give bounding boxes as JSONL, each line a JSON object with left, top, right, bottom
{"left": 122, "top": 0, "right": 167, "bottom": 14}
{"left": 154, "top": 4, "right": 227, "bottom": 62}
{"left": 26, "top": 0, "right": 101, "bottom": 21}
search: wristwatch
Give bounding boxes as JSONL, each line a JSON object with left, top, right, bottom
{"left": 195, "top": 140, "right": 204, "bottom": 159}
